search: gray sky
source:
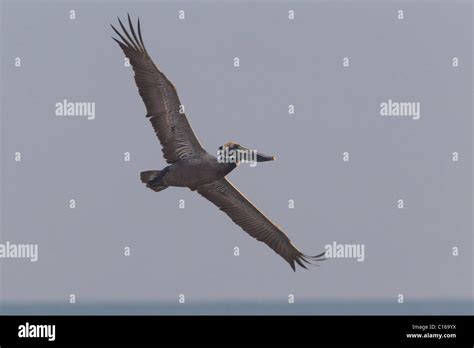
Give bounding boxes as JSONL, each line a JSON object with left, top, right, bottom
{"left": 0, "top": 0, "right": 472, "bottom": 312}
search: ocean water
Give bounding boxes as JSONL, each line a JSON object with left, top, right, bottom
{"left": 0, "top": 300, "right": 472, "bottom": 315}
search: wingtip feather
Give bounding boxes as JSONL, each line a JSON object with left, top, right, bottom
{"left": 290, "top": 250, "right": 327, "bottom": 271}
{"left": 112, "top": 14, "right": 147, "bottom": 53}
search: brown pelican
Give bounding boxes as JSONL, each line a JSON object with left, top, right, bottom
{"left": 111, "top": 15, "right": 325, "bottom": 270}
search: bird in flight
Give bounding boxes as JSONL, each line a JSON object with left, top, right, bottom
{"left": 111, "top": 15, "right": 325, "bottom": 270}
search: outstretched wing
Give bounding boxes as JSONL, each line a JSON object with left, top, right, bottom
{"left": 196, "top": 178, "right": 325, "bottom": 271}
{"left": 111, "top": 15, "right": 206, "bottom": 163}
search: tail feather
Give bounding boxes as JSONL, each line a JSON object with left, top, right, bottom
{"left": 140, "top": 170, "right": 168, "bottom": 192}
{"left": 140, "top": 170, "right": 160, "bottom": 183}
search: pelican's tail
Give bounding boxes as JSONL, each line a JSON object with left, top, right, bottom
{"left": 140, "top": 170, "right": 169, "bottom": 192}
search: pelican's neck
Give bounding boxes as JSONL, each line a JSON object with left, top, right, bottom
{"left": 218, "top": 161, "right": 237, "bottom": 177}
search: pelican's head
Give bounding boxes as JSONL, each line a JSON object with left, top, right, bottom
{"left": 217, "top": 142, "right": 275, "bottom": 165}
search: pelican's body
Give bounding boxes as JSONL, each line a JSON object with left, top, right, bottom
{"left": 112, "top": 15, "right": 325, "bottom": 270}
{"left": 142, "top": 154, "right": 236, "bottom": 191}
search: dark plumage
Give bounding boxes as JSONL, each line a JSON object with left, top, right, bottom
{"left": 112, "top": 15, "right": 326, "bottom": 270}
